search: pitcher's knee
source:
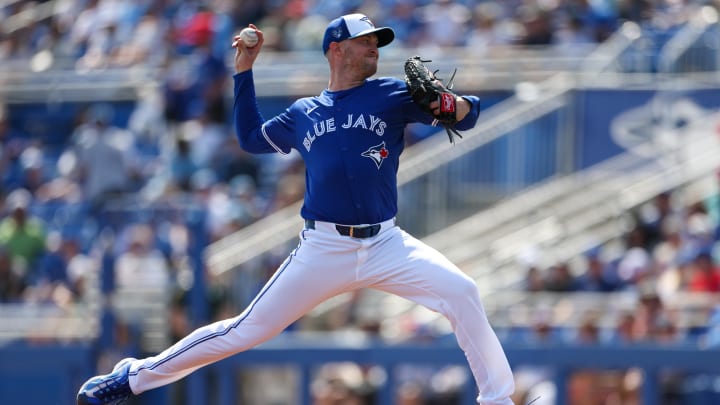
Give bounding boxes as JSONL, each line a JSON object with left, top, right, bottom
{"left": 451, "top": 274, "right": 482, "bottom": 301}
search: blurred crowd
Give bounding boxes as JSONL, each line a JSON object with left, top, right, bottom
{"left": 0, "top": 0, "right": 716, "bottom": 302}
{"left": 508, "top": 187, "right": 720, "bottom": 405}
{"left": 1, "top": 1, "right": 720, "bottom": 404}
{"left": 0, "top": 95, "right": 303, "bottom": 308}
{"left": 2, "top": 0, "right": 717, "bottom": 69}
{"left": 521, "top": 190, "right": 720, "bottom": 344}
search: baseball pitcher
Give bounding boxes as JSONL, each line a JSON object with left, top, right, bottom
{"left": 77, "top": 13, "right": 515, "bottom": 405}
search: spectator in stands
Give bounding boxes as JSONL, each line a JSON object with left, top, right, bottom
{"left": 182, "top": 168, "right": 237, "bottom": 240}
{"left": 575, "top": 250, "right": 619, "bottom": 292}
{"left": 652, "top": 216, "right": 684, "bottom": 294}
{"left": 70, "top": 103, "right": 138, "bottom": 209}
{"left": 417, "top": 0, "right": 472, "bottom": 48}
{"left": 193, "top": 26, "right": 230, "bottom": 132}
{"left": 0, "top": 188, "right": 46, "bottom": 275}
{"left": 608, "top": 311, "right": 639, "bottom": 344}
{"left": 33, "top": 154, "right": 84, "bottom": 205}
{"left": 0, "top": 99, "right": 26, "bottom": 142}
{"left": 516, "top": 5, "right": 554, "bottom": 46}
{"left": 240, "top": 3, "right": 284, "bottom": 52}
{"left": 544, "top": 261, "right": 578, "bottom": 292}
{"left": 140, "top": 135, "right": 196, "bottom": 202}
{"left": 168, "top": 137, "right": 198, "bottom": 193}
{"left": 127, "top": 84, "right": 167, "bottom": 148}
{"left": 528, "top": 316, "right": 555, "bottom": 344}
{"left": 114, "top": 223, "right": 170, "bottom": 290}
{"left": 686, "top": 250, "right": 720, "bottom": 293}
{"left": 183, "top": 119, "right": 228, "bottom": 172}
{"left": 163, "top": 6, "right": 228, "bottom": 134}
{"left": 112, "top": 5, "right": 170, "bottom": 68}
{"left": 651, "top": 313, "right": 682, "bottom": 345}
{"left": 33, "top": 230, "right": 96, "bottom": 303}
{"left": 67, "top": 0, "right": 103, "bottom": 58}
{"left": 64, "top": 236, "right": 100, "bottom": 304}
{"left": 213, "top": 136, "right": 261, "bottom": 186}
{"left": 638, "top": 192, "right": 677, "bottom": 251}
{"left": 15, "top": 142, "right": 47, "bottom": 196}
{"left": 0, "top": 101, "right": 32, "bottom": 192}
{"left": 168, "top": 291, "right": 191, "bottom": 344}
{"left": 26, "top": 231, "right": 77, "bottom": 307}
{"left": 0, "top": 246, "right": 26, "bottom": 302}
{"left": 467, "top": 2, "right": 516, "bottom": 53}
{"left": 311, "top": 362, "right": 371, "bottom": 405}
{"left": 564, "top": 0, "right": 618, "bottom": 42}
{"left": 382, "top": 0, "right": 424, "bottom": 48}
{"left": 554, "top": 15, "right": 598, "bottom": 57}
{"left": 574, "top": 313, "right": 601, "bottom": 344}
{"left": 75, "top": 20, "right": 123, "bottom": 71}
{"left": 0, "top": 138, "right": 28, "bottom": 193}
{"left": 616, "top": 226, "right": 652, "bottom": 287}
{"left": 684, "top": 201, "right": 716, "bottom": 255}
{"left": 207, "top": 174, "right": 265, "bottom": 241}
{"left": 204, "top": 181, "right": 242, "bottom": 241}
{"left": 523, "top": 265, "right": 545, "bottom": 292}
{"left": 631, "top": 286, "right": 682, "bottom": 343}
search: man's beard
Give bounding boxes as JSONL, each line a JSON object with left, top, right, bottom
{"left": 342, "top": 53, "right": 378, "bottom": 79}
{"left": 359, "top": 58, "right": 378, "bottom": 77}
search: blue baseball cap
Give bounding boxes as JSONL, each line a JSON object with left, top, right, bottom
{"left": 322, "top": 13, "right": 395, "bottom": 54}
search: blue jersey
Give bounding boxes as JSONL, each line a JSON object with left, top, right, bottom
{"left": 233, "top": 70, "right": 481, "bottom": 225}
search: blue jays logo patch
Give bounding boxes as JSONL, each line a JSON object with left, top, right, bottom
{"left": 359, "top": 16, "right": 374, "bottom": 28}
{"left": 332, "top": 28, "right": 343, "bottom": 39}
{"left": 361, "top": 142, "right": 389, "bottom": 169}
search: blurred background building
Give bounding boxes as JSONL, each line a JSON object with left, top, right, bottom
{"left": 1, "top": 0, "right": 720, "bottom": 404}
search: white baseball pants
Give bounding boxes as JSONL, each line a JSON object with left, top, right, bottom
{"left": 125, "top": 219, "right": 515, "bottom": 404}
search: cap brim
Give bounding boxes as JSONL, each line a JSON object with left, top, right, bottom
{"left": 349, "top": 27, "right": 395, "bottom": 48}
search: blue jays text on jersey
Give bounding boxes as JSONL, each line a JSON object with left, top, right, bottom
{"left": 302, "top": 113, "right": 388, "bottom": 150}
{"left": 233, "top": 70, "right": 481, "bottom": 226}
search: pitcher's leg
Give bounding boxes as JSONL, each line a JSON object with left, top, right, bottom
{"left": 367, "top": 229, "right": 515, "bottom": 405}
{"left": 128, "top": 234, "right": 361, "bottom": 394}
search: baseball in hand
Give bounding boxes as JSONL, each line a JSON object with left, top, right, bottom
{"left": 239, "top": 27, "right": 258, "bottom": 47}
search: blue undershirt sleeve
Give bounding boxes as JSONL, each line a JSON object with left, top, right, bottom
{"left": 455, "top": 95, "right": 481, "bottom": 131}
